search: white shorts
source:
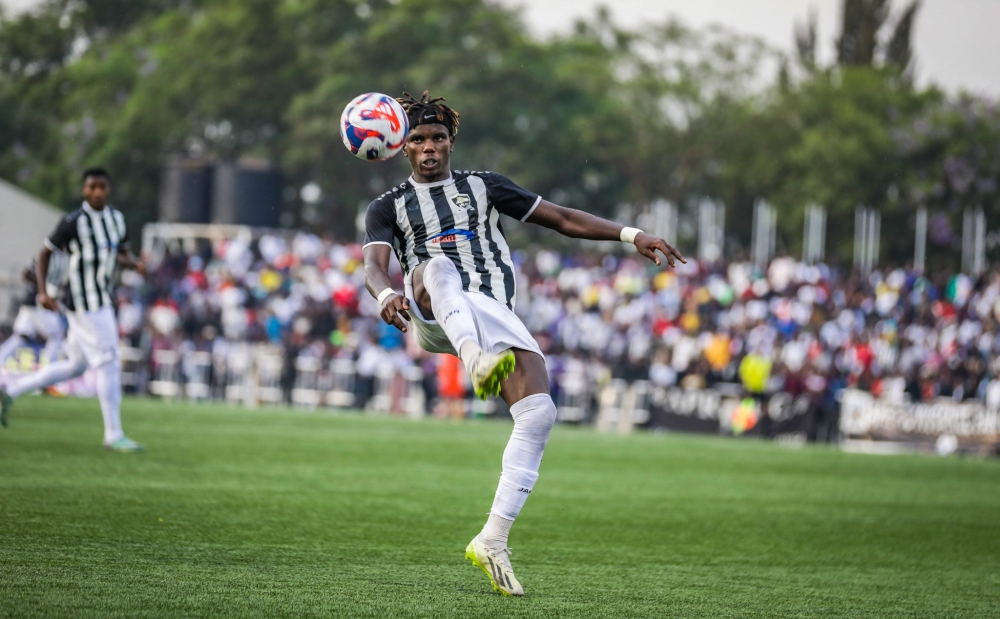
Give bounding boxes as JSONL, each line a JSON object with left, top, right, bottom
{"left": 405, "top": 285, "right": 543, "bottom": 358}
{"left": 13, "top": 306, "right": 64, "bottom": 341}
{"left": 65, "top": 306, "right": 119, "bottom": 369}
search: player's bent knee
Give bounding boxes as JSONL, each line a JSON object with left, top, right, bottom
{"left": 94, "top": 352, "right": 120, "bottom": 372}
{"left": 410, "top": 262, "right": 433, "bottom": 313}
{"left": 67, "top": 359, "right": 89, "bottom": 377}
{"left": 423, "top": 255, "right": 459, "bottom": 284}
{"left": 511, "top": 393, "right": 557, "bottom": 437}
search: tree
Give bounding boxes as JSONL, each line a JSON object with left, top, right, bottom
{"left": 284, "top": 0, "right": 630, "bottom": 237}
{"left": 836, "top": 0, "right": 920, "bottom": 76}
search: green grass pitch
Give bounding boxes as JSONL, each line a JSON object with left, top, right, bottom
{"left": 1, "top": 397, "right": 998, "bottom": 618}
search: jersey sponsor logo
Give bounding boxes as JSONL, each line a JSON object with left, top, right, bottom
{"left": 428, "top": 228, "right": 476, "bottom": 244}
{"left": 452, "top": 193, "right": 473, "bottom": 211}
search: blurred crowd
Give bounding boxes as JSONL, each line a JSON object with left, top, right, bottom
{"left": 15, "top": 230, "right": 1000, "bottom": 418}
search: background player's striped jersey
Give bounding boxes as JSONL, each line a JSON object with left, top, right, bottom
{"left": 363, "top": 171, "right": 541, "bottom": 310}
{"left": 45, "top": 202, "right": 129, "bottom": 313}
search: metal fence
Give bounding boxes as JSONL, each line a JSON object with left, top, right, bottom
{"left": 3, "top": 341, "right": 808, "bottom": 437}
{"left": 1, "top": 337, "right": 668, "bottom": 428}
{"left": 130, "top": 343, "right": 427, "bottom": 418}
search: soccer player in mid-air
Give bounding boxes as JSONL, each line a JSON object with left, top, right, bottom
{"left": 0, "top": 168, "right": 145, "bottom": 452}
{"left": 363, "top": 92, "right": 685, "bottom": 595}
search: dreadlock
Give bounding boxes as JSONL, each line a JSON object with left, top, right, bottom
{"left": 396, "top": 91, "right": 461, "bottom": 136}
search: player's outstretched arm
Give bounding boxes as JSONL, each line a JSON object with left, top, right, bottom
{"left": 35, "top": 245, "right": 58, "bottom": 311}
{"left": 526, "top": 200, "right": 686, "bottom": 268}
{"left": 362, "top": 244, "right": 410, "bottom": 333}
{"left": 117, "top": 248, "right": 147, "bottom": 276}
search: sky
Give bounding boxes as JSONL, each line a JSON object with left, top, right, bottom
{"left": 3, "top": 0, "right": 998, "bottom": 96}
{"left": 498, "top": 0, "right": 1000, "bottom": 97}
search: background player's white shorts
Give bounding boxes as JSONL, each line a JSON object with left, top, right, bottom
{"left": 12, "top": 306, "right": 64, "bottom": 341}
{"left": 404, "top": 285, "right": 543, "bottom": 358}
{"left": 65, "top": 307, "right": 119, "bottom": 369}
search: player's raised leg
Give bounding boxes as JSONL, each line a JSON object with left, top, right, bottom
{"left": 466, "top": 350, "right": 556, "bottom": 596}
{"left": 0, "top": 333, "right": 26, "bottom": 368}
{"left": 1, "top": 348, "right": 88, "bottom": 428}
{"left": 412, "top": 257, "right": 515, "bottom": 399}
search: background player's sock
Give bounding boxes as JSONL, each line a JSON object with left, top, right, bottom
{"left": 95, "top": 360, "right": 124, "bottom": 444}
{"left": 482, "top": 393, "right": 557, "bottom": 541}
{"left": 0, "top": 335, "right": 25, "bottom": 366}
{"left": 6, "top": 356, "right": 87, "bottom": 399}
{"left": 423, "top": 256, "right": 482, "bottom": 364}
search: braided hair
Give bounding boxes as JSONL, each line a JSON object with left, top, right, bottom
{"left": 396, "top": 91, "right": 460, "bottom": 136}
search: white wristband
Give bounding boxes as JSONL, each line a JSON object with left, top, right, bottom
{"left": 377, "top": 288, "right": 397, "bottom": 307}
{"left": 620, "top": 227, "right": 643, "bottom": 244}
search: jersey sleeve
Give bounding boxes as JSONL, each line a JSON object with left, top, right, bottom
{"left": 363, "top": 196, "right": 396, "bottom": 248}
{"left": 482, "top": 172, "right": 541, "bottom": 222}
{"left": 45, "top": 213, "right": 78, "bottom": 252}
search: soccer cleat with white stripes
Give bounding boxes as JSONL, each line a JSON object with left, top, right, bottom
{"left": 468, "top": 350, "right": 515, "bottom": 400}
{"left": 465, "top": 534, "right": 524, "bottom": 596}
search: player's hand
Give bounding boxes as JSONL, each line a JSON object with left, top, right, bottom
{"left": 380, "top": 294, "right": 411, "bottom": 333}
{"left": 38, "top": 293, "right": 59, "bottom": 311}
{"left": 634, "top": 232, "right": 686, "bottom": 268}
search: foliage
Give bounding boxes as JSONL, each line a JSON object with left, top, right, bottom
{"left": 0, "top": 0, "right": 995, "bottom": 265}
{"left": 835, "top": 0, "right": 919, "bottom": 74}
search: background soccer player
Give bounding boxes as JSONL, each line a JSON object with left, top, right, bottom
{"left": 0, "top": 260, "right": 66, "bottom": 371}
{"left": 362, "top": 92, "right": 685, "bottom": 595}
{"left": 0, "top": 168, "right": 145, "bottom": 452}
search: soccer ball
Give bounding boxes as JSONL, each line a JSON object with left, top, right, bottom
{"left": 340, "top": 93, "right": 409, "bottom": 161}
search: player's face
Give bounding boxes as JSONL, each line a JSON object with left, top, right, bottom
{"left": 404, "top": 124, "right": 454, "bottom": 182}
{"left": 82, "top": 176, "right": 110, "bottom": 209}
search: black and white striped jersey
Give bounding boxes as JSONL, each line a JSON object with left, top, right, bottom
{"left": 363, "top": 171, "right": 541, "bottom": 310}
{"left": 45, "top": 202, "right": 129, "bottom": 313}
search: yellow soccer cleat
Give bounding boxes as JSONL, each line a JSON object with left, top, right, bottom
{"left": 465, "top": 534, "right": 524, "bottom": 596}
{"left": 469, "top": 350, "right": 515, "bottom": 400}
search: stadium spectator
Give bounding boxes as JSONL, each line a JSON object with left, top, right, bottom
{"left": 6, "top": 230, "right": 1000, "bottom": 434}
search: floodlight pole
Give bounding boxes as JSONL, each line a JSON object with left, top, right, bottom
{"left": 651, "top": 198, "right": 677, "bottom": 248}
{"left": 961, "top": 207, "right": 985, "bottom": 276}
{"left": 803, "top": 203, "right": 826, "bottom": 264}
{"left": 914, "top": 206, "right": 927, "bottom": 275}
{"left": 753, "top": 199, "right": 775, "bottom": 268}
{"left": 854, "top": 205, "right": 879, "bottom": 277}
{"left": 854, "top": 205, "right": 866, "bottom": 272}
{"left": 698, "top": 198, "right": 724, "bottom": 263}
{"left": 974, "top": 207, "right": 986, "bottom": 276}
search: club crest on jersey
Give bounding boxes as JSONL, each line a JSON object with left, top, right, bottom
{"left": 428, "top": 228, "right": 476, "bottom": 244}
{"left": 452, "top": 193, "right": 473, "bottom": 211}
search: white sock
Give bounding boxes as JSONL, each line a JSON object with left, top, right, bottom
{"left": 422, "top": 256, "right": 483, "bottom": 366}
{"left": 0, "top": 335, "right": 25, "bottom": 367}
{"left": 7, "top": 355, "right": 87, "bottom": 399}
{"left": 95, "top": 360, "right": 124, "bottom": 444}
{"left": 480, "top": 512, "right": 514, "bottom": 548}
{"left": 485, "top": 393, "right": 557, "bottom": 527}
{"left": 459, "top": 340, "right": 485, "bottom": 370}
